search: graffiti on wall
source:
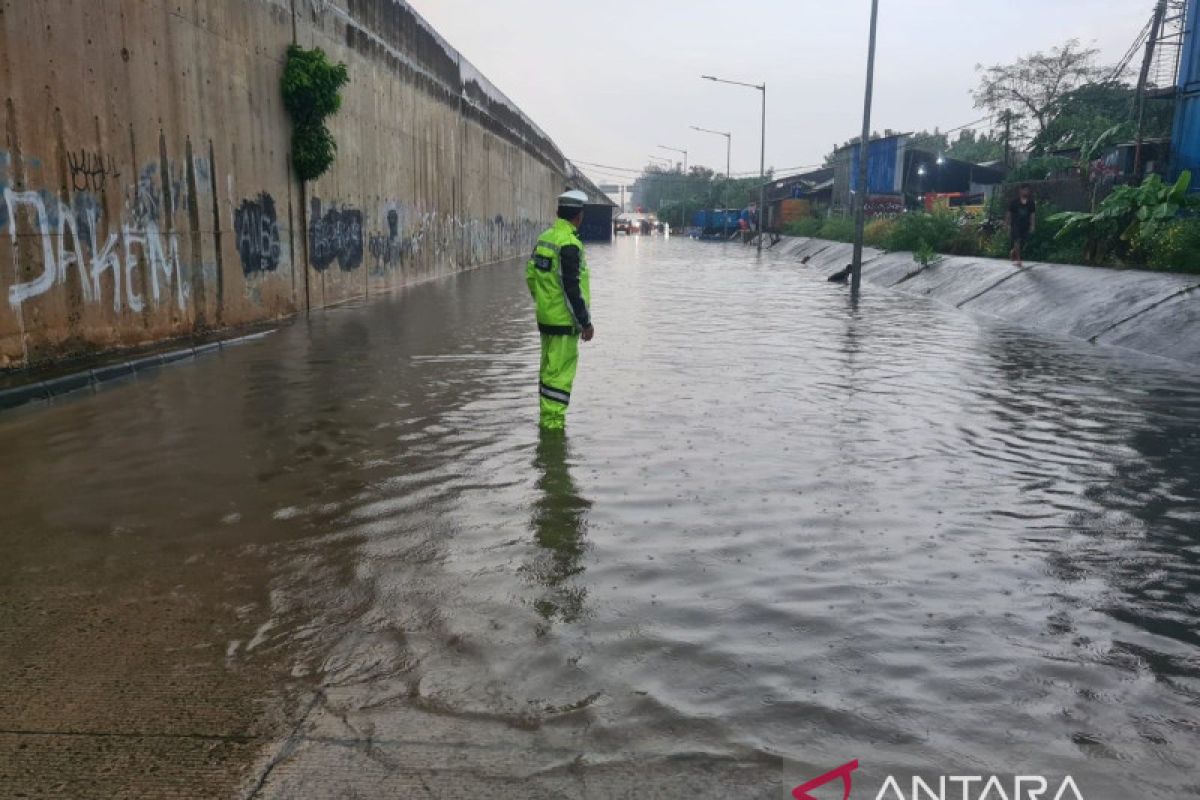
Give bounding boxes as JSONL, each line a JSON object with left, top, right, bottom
{"left": 367, "top": 206, "right": 409, "bottom": 269}
{"left": 363, "top": 203, "right": 539, "bottom": 274}
{"left": 0, "top": 151, "right": 217, "bottom": 314}
{"left": 233, "top": 193, "right": 282, "bottom": 275}
{"left": 309, "top": 198, "right": 363, "bottom": 272}
{"left": 67, "top": 150, "right": 120, "bottom": 193}
{"left": 3, "top": 147, "right": 547, "bottom": 338}
{"left": 3, "top": 187, "right": 188, "bottom": 313}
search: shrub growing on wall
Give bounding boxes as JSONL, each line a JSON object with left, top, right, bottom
{"left": 281, "top": 44, "right": 350, "bottom": 182}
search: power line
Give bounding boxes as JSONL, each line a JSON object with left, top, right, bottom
{"left": 1107, "top": 16, "right": 1153, "bottom": 83}
{"left": 939, "top": 115, "right": 994, "bottom": 136}
{"left": 570, "top": 159, "right": 651, "bottom": 174}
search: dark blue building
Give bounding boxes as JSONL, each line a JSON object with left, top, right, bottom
{"left": 1173, "top": 0, "right": 1200, "bottom": 184}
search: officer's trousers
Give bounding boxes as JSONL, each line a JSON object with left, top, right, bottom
{"left": 538, "top": 333, "right": 579, "bottom": 429}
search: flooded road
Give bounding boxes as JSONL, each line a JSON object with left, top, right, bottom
{"left": 3, "top": 236, "right": 1199, "bottom": 798}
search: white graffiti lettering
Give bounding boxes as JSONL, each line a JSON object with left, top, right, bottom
{"left": 4, "top": 187, "right": 187, "bottom": 313}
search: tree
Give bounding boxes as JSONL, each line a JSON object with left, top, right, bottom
{"left": 946, "top": 129, "right": 1005, "bottom": 163}
{"left": 1030, "top": 82, "right": 1173, "bottom": 154}
{"left": 909, "top": 129, "right": 949, "bottom": 154}
{"left": 633, "top": 165, "right": 773, "bottom": 226}
{"left": 973, "top": 39, "right": 1108, "bottom": 142}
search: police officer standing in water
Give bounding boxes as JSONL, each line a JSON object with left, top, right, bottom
{"left": 526, "top": 189, "right": 594, "bottom": 430}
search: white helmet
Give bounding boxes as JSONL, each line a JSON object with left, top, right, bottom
{"left": 558, "top": 189, "right": 589, "bottom": 208}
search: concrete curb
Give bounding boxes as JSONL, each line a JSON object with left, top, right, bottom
{"left": 779, "top": 236, "right": 1200, "bottom": 367}
{"left": 0, "top": 330, "right": 276, "bottom": 412}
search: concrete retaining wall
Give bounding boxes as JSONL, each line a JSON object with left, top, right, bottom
{"left": 0, "top": 0, "right": 564, "bottom": 369}
{"left": 779, "top": 237, "right": 1200, "bottom": 367}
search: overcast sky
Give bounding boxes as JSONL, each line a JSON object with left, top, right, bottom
{"left": 408, "top": 1, "right": 1152, "bottom": 184}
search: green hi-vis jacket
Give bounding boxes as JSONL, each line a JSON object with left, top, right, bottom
{"left": 526, "top": 218, "right": 591, "bottom": 335}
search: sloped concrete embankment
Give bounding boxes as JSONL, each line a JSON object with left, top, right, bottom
{"left": 779, "top": 237, "right": 1200, "bottom": 367}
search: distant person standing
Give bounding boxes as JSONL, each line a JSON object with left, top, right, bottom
{"left": 1007, "top": 184, "right": 1037, "bottom": 267}
{"left": 526, "top": 190, "right": 594, "bottom": 430}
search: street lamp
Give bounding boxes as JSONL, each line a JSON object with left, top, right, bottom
{"left": 691, "top": 125, "right": 733, "bottom": 241}
{"left": 702, "top": 74, "right": 766, "bottom": 254}
{"left": 690, "top": 126, "right": 731, "bottom": 178}
{"left": 648, "top": 155, "right": 673, "bottom": 219}
{"left": 658, "top": 145, "right": 689, "bottom": 232}
{"left": 657, "top": 144, "right": 688, "bottom": 173}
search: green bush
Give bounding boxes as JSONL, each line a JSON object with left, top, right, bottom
{"left": 1052, "top": 171, "right": 1199, "bottom": 264}
{"left": 982, "top": 228, "right": 1011, "bottom": 259}
{"left": 1012, "top": 201, "right": 1089, "bottom": 263}
{"left": 783, "top": 217, "right": 822, "bottom": 237}
{"left": 863, "top": 217, "right": 897, "bottom": 248}
{"left": 818, "top": 215, "right": 856, "bottom": 242}
{"left": 282, "top": 45, "right": 350, "bottom": 181}
{"left": 1145, "top": 217, "right": 1200, "bottom": 272}
{"left": 913, "top": 241, "right": 940, "bottom": 268}
{"left": 884, "top": 212, "right": 961, "bottom": 253}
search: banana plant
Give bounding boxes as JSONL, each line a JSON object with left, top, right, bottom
{"left": 1050, "top": 170, "right": 1196, "bottom": 262}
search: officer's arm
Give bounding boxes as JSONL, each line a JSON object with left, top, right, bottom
{"left": 559, "top": 245, "right": 591, "bottom": 328}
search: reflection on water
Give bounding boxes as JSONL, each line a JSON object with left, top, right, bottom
{"left": 2, "top": 236, "right": 1200, "bottom": 797}
{"left": 524, "top": 429, "right": 592, "bottom": 627}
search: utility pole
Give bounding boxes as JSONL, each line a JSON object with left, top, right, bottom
{"left": 849, "top": 0, "right": 880, "bottom": 295}
{"left": 1134, "top": 0, "right": 1169, "bottom": 180}
{"left": 726, "top": 135, "right": 731, "bottom": 240}
{"left": 1002, "top": 111, "right": 1012, "bottom": 171}
{"left": 758, "top": 84, "right": 767, "bottom": 255}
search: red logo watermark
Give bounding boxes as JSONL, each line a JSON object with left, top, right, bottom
{"left": 790, "top": 761, "right": 1085, "bottom": 800}
{"left": 793, "top": 759, "right": 860, "bottom": 800}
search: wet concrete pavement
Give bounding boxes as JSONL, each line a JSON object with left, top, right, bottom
{"left": 2, "top": 236, "right": 1199, "bottom": 798}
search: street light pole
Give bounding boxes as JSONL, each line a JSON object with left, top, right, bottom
{"left": 658, "top": 144, "right": 689, "bottom": 231}
{"left": 850, "top": 0, "right": 881, "bottom": 296}
{"left": 759, "top": 84, "right": 767, "bottom": 255}
{"left": 648, "top": 155, "right": 673, "bottom": 221}
{"left": 701, "top": 75, "right": 767, "bottom": 254}
{"left": 691, "top": 125, "right": 732, "bottom": 240}
{"left": 689, "top": 126, "right": 731, "bottom": 178}
{"left": 657, "top": 144, "right": 688, "bottom": 173}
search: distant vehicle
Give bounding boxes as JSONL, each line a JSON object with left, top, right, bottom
{"left": 616, "top": 213, "right": 654, "bottom": 235}
{"left": 924, "top": 192, "right": 987, "bottom": 217}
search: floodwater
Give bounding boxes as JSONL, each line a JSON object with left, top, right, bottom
{"left": 2, "top": 236, "right": 1199, "bottom": 799}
